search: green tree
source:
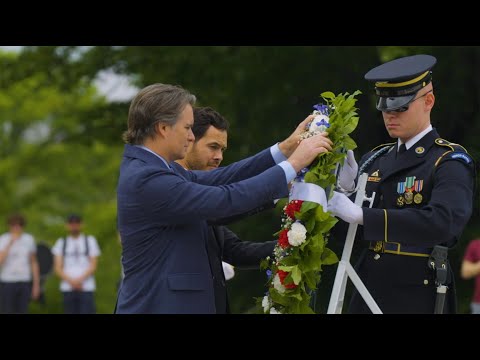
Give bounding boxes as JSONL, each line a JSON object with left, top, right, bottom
{"left": 0, "top": 50, "right": 121, "bottom": 313}
{"left": 4, "top": 46, "right": 479, "bottom": 313}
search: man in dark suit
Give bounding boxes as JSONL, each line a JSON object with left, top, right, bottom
{"left": 176, "top": 107, "right": 276, "bottom": 314}
{"left": 328, "top": 55, "right": 476, "bottom": 313}
{"left": 115, "top": 83, "right": 333, "bottom": 314}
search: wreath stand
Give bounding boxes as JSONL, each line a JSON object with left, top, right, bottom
{"left": 327, "top": 172, "right": 382, "bottom": 314}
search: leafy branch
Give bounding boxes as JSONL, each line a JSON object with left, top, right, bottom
{"left": 258, "top": 90, "right": 361, "bottom": 314}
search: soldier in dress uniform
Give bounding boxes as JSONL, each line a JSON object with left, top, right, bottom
{"left": 327, "top": 54, "right": 476, "bottom": 313}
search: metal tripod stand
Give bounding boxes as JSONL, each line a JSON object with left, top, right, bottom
{"left": 327, "top": 173, "right": 382, "bottom": 314}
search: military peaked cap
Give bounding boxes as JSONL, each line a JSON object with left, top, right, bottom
{"left": 365, "top": 54, "right": 437, "bottom": 112}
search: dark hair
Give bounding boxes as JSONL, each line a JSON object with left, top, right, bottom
{"left": 192, "top": 107, "right": 229, "bottom": 141}
{"left": 7, "top": 214, "right": 26, "bottom": 227}
{"left": 66, "top": 214, "right": 82, "bottom": 223}
{"left": 123, "top": 83, "right": 197, "bottom": 145}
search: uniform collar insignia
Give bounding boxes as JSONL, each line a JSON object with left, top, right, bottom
{"left": 368, "top": 170, "right": 381, "bottom": 182}
{"left": 415, "top": 146, "right": 425, "bottom": 154}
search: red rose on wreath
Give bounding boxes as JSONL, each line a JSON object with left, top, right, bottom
{"left": 284, "top": 200, "right": 304, "bottom": 220}
{"left": 277, "top": 269, "right": 297, "bottom": 289}
{"left": 278, "top": 229, "right": 289, "bottom": 249}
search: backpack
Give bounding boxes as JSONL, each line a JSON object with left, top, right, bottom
{"left": 37, "top": 242, "right": 54, "bottom": 276}
{"left": 61, "top": 234, "right": 90, "bottom": 258}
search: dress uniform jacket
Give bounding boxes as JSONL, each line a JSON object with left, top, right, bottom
{"left": 116, "top": 145, "right": 289, "bottom": 314}
{"left": 349, "top": 128, "right": 475, "bottom": 313}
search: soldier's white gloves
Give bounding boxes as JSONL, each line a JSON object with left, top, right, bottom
{"left": 327, "top": 191, "right": 364, "bottom": 225}
{"left": 338, "top": 150, "right": 358, "bottom": 192}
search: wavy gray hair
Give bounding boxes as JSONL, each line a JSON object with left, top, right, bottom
{"left": 123, "top": 83, "right": 196, "bottom": 144}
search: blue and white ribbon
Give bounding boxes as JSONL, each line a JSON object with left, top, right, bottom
{"left": 289, "top": 180, "right": 327, "bottom": 209}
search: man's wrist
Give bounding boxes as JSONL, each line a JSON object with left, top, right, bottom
{"left": 355, "top": 207, "right": 364, "bottom": 225}
{"left": 278, "top": 138, "right": 295, "bottom": 158}
{"left": 336, "top": 183, "right": 357, "bottom": 196}
{"left": 270, "top": 143, "right": 288, "bottom": 164}
{"left": 279, "top": 161, "right": 297, "bottom": 183}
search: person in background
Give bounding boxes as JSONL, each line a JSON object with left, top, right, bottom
{"left": 176, "top": 106, "right": 276, "bottom": 313}
{"left": 52, "top": 214, "right": 101, "bottom": 314}
{"left": 35, "top": 241, "right": 54, "bottom": 305}
{"left": 461, "top": 238, "right": 480, "bottom": 314}
{"left": 0, "top": 213, "right": 40, "bottom": 313}
{"left": 328, "top": 54, "right": 476, "bottom": 313}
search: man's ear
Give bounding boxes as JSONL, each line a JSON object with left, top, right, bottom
{"left": 425, "top": 92, "right": 435, "bottom": 110}
{"left": 155, "top": 122, "right": 170, "bottom": 138}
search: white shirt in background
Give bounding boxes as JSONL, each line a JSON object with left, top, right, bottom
{"left": 0, "top": 232, "right": 36, "bottom": 282}
{"left": 51, "top": 234, "right": 101, "bottom": 292}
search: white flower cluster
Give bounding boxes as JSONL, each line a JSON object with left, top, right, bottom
{"left": 309, "top": 114, "right": 330, "bottom": 132}
{"left": 287, "top": 221, "right": 307, "bottom": 246}
{"left": 273, "top": 245, "right": 287, "bottom": 261}
{"left": 262, "top": 295, "right": 271, "bottom": 313}
{"left": 300, "top": 113, "right": 331, "bottom": 141}
{"left": 273, "top": 273, "right": 286, "bottom": 294}
{"left": 263, "top": 295, "right": 282, "bottom": 314}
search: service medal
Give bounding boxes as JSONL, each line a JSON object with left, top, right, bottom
{"left": 404, "top": 191, "right": 413, "bottom": 204}
{"left": 405, "top": 176, "right": 416, "bottom": 191}
{"left": 396, "top": 180, "right": 406, "bottom": 207}
{"left": 414, "top": 179, "right": 423, "bottom": 192}
{"left": 414, "top": 193, "right": 423, "bottom": 204}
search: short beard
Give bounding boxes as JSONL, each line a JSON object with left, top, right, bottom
{"left": 70, "top": 230, "right": 81, "bottom": 237}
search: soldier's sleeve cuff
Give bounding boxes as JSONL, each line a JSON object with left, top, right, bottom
{"left": 363, "top": 208, "right": 388, "bottom": 242}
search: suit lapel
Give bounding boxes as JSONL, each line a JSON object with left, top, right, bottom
{"left": 376, "top": 145, "right": 397, "bottom": 179}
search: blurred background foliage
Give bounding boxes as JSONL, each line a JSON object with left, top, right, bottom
{"left": 0, "top": 46, "right": 478, "bottom": 314}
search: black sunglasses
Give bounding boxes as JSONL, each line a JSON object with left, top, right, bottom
{"left": 394, "top": 90, "right": 433, "bottom": 113}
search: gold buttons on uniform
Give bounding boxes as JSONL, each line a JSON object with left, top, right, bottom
{"left": 423, "top": 279, "right": 429, "bottom": 285}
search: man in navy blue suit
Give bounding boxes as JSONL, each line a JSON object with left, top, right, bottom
{"left": 115, "top": 83, "right": 332, "bottom": 314}
{"left": 176, "top": 106, "right": 278, "bottom": 313}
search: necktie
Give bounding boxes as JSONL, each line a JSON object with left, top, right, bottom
{"left": 396, "top": 143, "right": 407, "bottom": 159}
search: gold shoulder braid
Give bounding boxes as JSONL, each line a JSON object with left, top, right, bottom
{"left": 433, "top": 137, "right": 477, "bottom": 212}
{"left": 358, "top": 143, "right": 395, "bottom": 175}
{"left": 434, "top": 138, "right": 472, "bottom": 167}
{"left": 370, "top": 142, "right": 396, "bottom": 152}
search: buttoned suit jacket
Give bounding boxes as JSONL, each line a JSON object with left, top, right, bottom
{"left": 115, "top": 144, "right": 288, "bottom": 314}
{"left": 207, "top": 224, "right": 276, "bottom": 313}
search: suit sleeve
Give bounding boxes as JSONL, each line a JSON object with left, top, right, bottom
{"left": 190, "top": 148, "right": 277, "bottom": 186}
{"left": 207, "top": 202, "right": 275, "bottom": 226}
{"left": 363, "top": 159, "right": 475, "bottom": 248}
{"left": 221, "top": 227, "right": 276, "bottom": 269}
{"left": 139, "top": 165, "right": 288, "bottom": 225}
